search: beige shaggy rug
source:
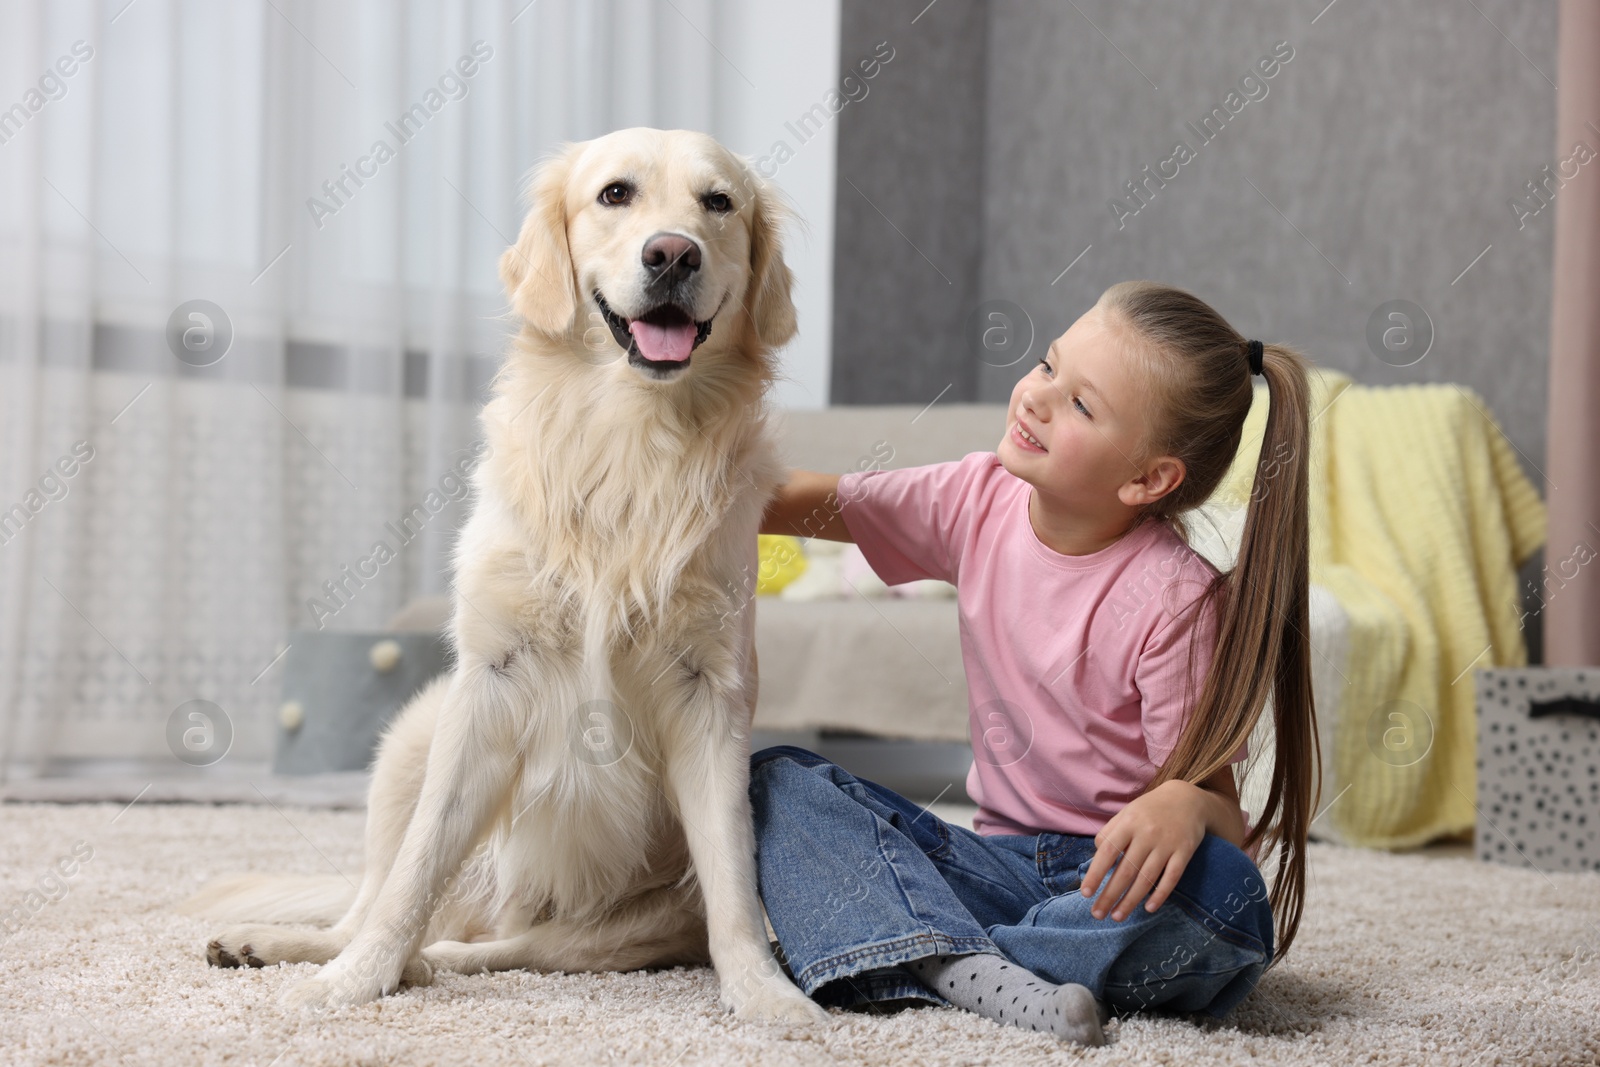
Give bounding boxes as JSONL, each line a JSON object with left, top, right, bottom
{"left": 0, "top": 796, "right": 1595, "bottom": 1067}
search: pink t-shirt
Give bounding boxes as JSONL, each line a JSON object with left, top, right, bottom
{"left": 837, "top": 451, "right": 1252, "bottom": 851}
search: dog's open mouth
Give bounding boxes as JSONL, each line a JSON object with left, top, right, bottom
{"left": 595, "top": 291, "right": 715, "bottom": 375}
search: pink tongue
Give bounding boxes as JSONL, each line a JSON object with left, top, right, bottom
{"left": 629, "top": 319, "right": 696, "bottom": 362}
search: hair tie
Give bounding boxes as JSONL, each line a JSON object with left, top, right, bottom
{"left": 1244, "top": 339, "right": 1265, "bottom": 376}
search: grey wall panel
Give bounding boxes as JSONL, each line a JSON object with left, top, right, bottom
{"left": 829, "top": 0, "right": 990, "bottom": 407}
{"left": 836, "top": 0, "right": 1557, "bottom": 477}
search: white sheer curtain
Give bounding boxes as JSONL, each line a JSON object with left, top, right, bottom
{"left": 0, "top": 0, "right": 839, "bottom": 777}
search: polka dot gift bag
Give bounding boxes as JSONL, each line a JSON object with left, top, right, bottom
{"left": 1476, "top": 668, "right": 1600, "bottom": 872}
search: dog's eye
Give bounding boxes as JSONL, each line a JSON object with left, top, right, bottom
{"left": 599, "top": 182, "right": 633, "bottom": 206}
{"left": 703, "top": 192, "right": 733, "bottom": 214}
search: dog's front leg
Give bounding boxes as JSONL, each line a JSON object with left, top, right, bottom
{"left": 662, "top": 666, "right": 830, "bottom": 1026}
{"left": 279, "top": 658, "right": 521, "bottom": 1012}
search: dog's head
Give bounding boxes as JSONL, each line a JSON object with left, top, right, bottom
{"left": 500, "top": 127, "right": 796, "bottom": 382}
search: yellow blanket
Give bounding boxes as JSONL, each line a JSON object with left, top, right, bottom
{"left": 1214, "top": 369, "right": 1546, "bottom": 849}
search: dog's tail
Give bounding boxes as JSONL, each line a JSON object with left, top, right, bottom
{"left": 174, "top": 872, "right": 358, "bottom": 925}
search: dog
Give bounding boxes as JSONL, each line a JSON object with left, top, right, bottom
{"left": 181, "top": 127, "right": 828, "bottom": 1026}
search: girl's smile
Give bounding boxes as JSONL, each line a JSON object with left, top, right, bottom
{"left": 1010, "top": 418, "right": 1047, "bottom": 453}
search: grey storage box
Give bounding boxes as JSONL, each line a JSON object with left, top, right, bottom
{"left": 1475, "top": 667, "right": 1600, "bottom": 872}
{"left": 272, "top": 629, "right": 454, "bottom": 775}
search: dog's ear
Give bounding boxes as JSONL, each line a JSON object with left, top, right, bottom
{"left": 743, "top": 171, "right": 798, "bottom": 351}
{"left": 500, "top": 144, "right": 580, "bottom": 337}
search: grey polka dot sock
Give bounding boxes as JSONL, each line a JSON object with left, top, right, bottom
{"left": 902, "top": 951, "right": 1106, "bottom": 1046}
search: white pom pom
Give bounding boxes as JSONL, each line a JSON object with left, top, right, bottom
{"left": 369, "top": 639, "right": 403, "bottom": 673}
{"left": 279, "top": 700, "right": 305, "bottom": 732}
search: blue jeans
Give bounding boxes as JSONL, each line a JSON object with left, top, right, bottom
{"left": 748, "top": 745, "right": 1274, "bottom": 1020}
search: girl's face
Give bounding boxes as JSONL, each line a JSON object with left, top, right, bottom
{"left": 998, "top": 303, "right": 1155, "bottom": 513}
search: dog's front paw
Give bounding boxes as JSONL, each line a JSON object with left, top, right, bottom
{"left": 722, "top": 975, "right": 831, "bottom": 1026}
{"left": 400, "top": 955, "right": 433, "bottom": 988}
{"left": 278, "top": 973, "right": 343, "bottom": 1013}
{"left": 278, "top": 960, "right": 385, "bottom": 1013}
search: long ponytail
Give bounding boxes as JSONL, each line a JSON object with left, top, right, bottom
{"left": 1098, "top": 281, "right": 1320, "bottom": 965}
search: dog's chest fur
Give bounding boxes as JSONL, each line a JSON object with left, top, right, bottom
{"left": 450, "top": 353, "right": 785, "bottom": 919}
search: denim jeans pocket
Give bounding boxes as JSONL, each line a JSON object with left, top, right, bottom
{"left": 1035, "top": 832, "right": 1098, "bottom": 895}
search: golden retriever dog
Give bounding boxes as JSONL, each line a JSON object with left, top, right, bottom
{"left": 181, "top": 127, "right": 828, "bottom": 1025}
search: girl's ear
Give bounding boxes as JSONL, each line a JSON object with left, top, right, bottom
{"left": 1120, "top": 455, "right": 1186, "bottom": 507}
{"left": 500, "top": 143, "right": 581, "bottom": 337}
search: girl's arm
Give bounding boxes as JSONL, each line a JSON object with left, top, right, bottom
{"left": 759, "top": 470, "right": 854, "bottom": 542}
{"left": 1187, "top": 764, "right": 1248, "bottom": 847}
{"left": 1077, "top": 767, "right": 1247, "bottom": 923}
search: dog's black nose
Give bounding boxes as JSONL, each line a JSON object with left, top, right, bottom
{"left": 641, "top": 232, "right": 701, "bottom": 285}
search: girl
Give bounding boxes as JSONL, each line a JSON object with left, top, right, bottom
{"left": 752, "top": 280, "right": 1319, "bottom": 1046}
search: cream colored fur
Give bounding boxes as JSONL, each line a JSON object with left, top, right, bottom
{"left": 179, "top": 128, "right": 827, "bottom": 1025}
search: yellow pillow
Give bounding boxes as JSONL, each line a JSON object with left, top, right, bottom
{"left": 757, "top": 535, "right": 808, "bottom": 595}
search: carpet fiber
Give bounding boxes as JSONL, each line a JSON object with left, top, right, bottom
{"left": 0, "top": 798, "right": 1594, "bottom": 1066}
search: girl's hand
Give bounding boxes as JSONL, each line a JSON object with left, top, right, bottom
{"left": 1079, "top": 780, "right": 1207, "bottom": 921}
